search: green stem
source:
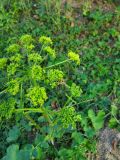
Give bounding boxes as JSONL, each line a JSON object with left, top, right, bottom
{"left": 15, "top": 108, "right": 43, "bottom": 113}
{"left": 66, "top": 94, "right": 77, "bottom": 105}
{"left": 40, "top": 44, "right": 45, "bottom": 55}
{"left": 113, "top": 115, "right": 120, "bottom": 124}
{"left": 15, "top": 107, "right": 52, "bottom": 124}
{"left": 40, "top": 54, "right": 48, "bottom": 64}
{"left": 64, "top": 97, "right": 71, "bottom": 107}
{"left": 20, "top": 83, "right": 23, "bottom": 108}
{"left": 72, "top": 98, "right": 95, "bottom": 106}
{"left": 0, "top": 90, "right": 6, "bottom": 95}
{"left": 45, "top": 59, "right": 71, "bottom": 69}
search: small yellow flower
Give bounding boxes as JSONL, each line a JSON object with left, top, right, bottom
{"left": 7, "top": 44, "right": 20, "bottom": 53}
{"left": 70, "top": 83, "right": 82, "bottom": 97}
{"left": 44, "top": 46, "right": 56, "bottom": 58}
{"left": 25, "top": 44, "right": 35, "bottom": 51}
{"left": 28, "top": 53, "right": 42, "bottom": 63}
{"left": 27, "top": 86, "right": 48, "bottom": 106}
{"left": 31, "top": 65, "right": 44, "bottom": 80}
{"left": 47, "top": 69, "right": 64, "bottom": 88}
{"left": 0, "top": 98, "right": 15, "bottom": 121}
{"left": 0, "top": 58, "right": 7, "bottom": 69}
{"left": 20, "top": 34, "right": 33, "bottom": 45}
{"left": 7, "top": 63, "right": 19, "bottom": 76}
{"left": 39, "top": 36, "right": 53, "bottom": 45}
{"left": 56, "top": 106, "right": 81, "bottom": 129}
{"left": 10, "top": 54, "right": 22, "bottom": 63}
{"left": 7, "top": 79, "right": 20, "bottom": 95}
{"left": 68, "top": 51, "right": 80, "bottom": 65}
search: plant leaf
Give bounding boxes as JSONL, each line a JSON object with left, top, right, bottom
{"left": 7, "top": 126, "right": 20, "bottom": 142}
{"left": 6, "top": 144, "right": 19, "bottom": 160}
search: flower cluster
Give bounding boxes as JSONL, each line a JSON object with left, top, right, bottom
{"left": 27, "top": 86, "right": 48, "bottom": 106}
{"left": 56, "top": 106, "right": 81, "bottom": 129}
{"left": 0, "top": 58, "right": 7, "bottom": 69}
{"left": 20, "top": 34, "right": 33, "bottom": 45}
{"left": 31, "top": 65, "right": 44, "bottom": 81}
{"left": 10, "top": 54, "right": 22, "bottom": 63}
{"left": 25, "top": 44, "right": 35, "bottom": 52}
{"left": 0, "top": 98, "right": 16, "bottom": 121}
{"left": 68, "top": 51, "right": 80, "bottom": 65}
{"left": 39, "top": 36, "right": 53, "bottom": 45}
{"left": 1, "top": 34, "right": 82, "bottom": 127}
{"left": 70, "top": 83, "right": 82, "bottom": 97}
{"left": 7, "top": 44, "right": 20, "bottom": 53}
{"left": 20, "top": 35, "right": 35, "bottom": 52}
{"left": 28, "top": 52, "right": 42, "bottom": 63}
{"left": 47, "top": 69, "right": 64, "bottom": 88}
{"left": 44, "top": 46, "right": 56, "bottom": 58}
{"left": 7, "top": 79, "right": 20, "bottom": 95}
{"left": 7, "top": 63, "right": 19, "bottom": 76}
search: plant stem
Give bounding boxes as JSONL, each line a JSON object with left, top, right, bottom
{"left": 15, "top": 108, "right": 52, "bottom": 124}
{"left": 0, "top": 90, "right": 6, "bottom": 95}
{"left": 45, "top": 59, "right": 71, "bottom": 69}
{"left": 15, "top": 108, "right": 43, "bottom": 113}
{"left": 20, "top": 83, "right": 23, "bottom": 108}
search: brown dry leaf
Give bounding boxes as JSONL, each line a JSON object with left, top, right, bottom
{"left": 51, "top": 101, "right": 58, "bottom": 110}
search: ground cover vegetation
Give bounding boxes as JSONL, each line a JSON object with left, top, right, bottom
{"left": 0, "top": 0, "right": 120, "bottom": 159}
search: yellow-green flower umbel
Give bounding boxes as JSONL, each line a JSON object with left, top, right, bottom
{"left": 39, "top": 36, "right": 53, "bottom": 45}
{"left": 27, "top": 86, "right": 48, "bottom": 106}
{"left": 68, "top": 51, "right": 80, "bottom": 65}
